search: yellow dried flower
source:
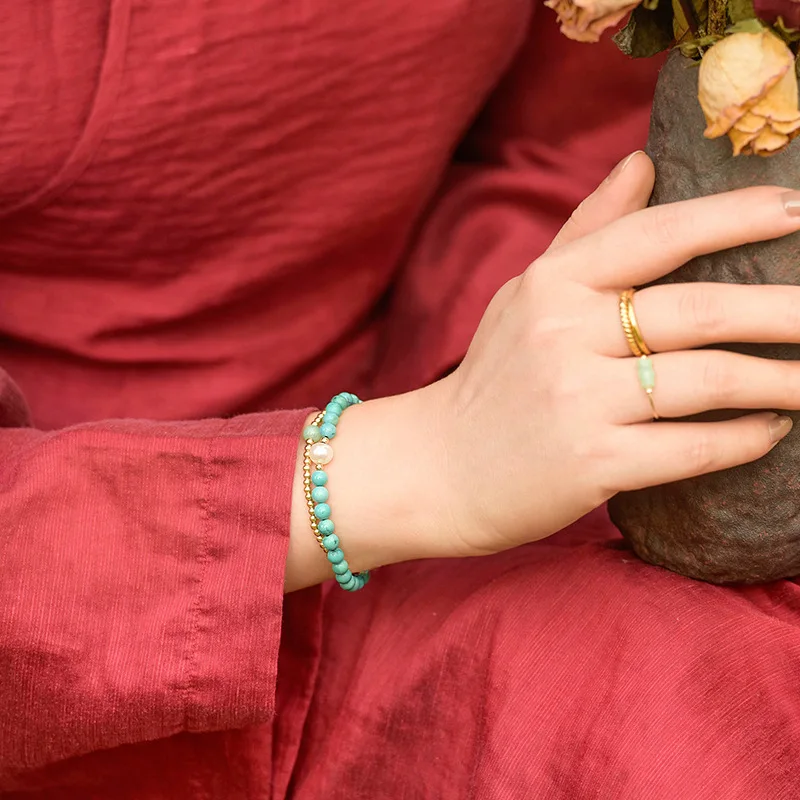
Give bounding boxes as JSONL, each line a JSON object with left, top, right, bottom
{"left": 545, "top": 0, "right": 641, "bottom": 42}
{"left": 698, "top": 29, "right": 800, "bottom": 156}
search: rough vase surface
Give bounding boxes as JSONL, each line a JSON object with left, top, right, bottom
{"left": 608, "top": 50, "right": 800, "bottom": 584}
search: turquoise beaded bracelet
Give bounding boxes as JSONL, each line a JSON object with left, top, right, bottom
{"left": 302, "top": 393, "right": 370, "bottom": 592}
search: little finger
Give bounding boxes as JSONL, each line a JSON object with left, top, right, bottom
{"left": 609, "top": 412, "right": 793, "bottom": 492}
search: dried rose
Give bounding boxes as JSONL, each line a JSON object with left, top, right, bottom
{"left": 753, "top": 0, "right": 800, "bottom": 30}
{"left": 698, "top": 30, "right": 800, "bottom": 156}
{"left": 545, "top": 0, "right": 641, "bottom": 42}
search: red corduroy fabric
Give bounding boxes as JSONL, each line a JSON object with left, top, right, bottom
{"left": 5, "top": 2, "right": 798, "bottom": 799}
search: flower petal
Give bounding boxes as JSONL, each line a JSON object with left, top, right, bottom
{"left": 698, "top": 30, "right": 800, "bottom": 156}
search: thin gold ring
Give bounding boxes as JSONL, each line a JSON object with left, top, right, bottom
{"left": 619, "top": 288, "right": 653, "bottom": 357}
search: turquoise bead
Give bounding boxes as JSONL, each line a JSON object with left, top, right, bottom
{"left": 327, "top": 548, "right": 345, "bottom": 564}
{"left": 319, "top": 422, "right": 337, "bottom": 439}
{"left": 335, "top": 570, "right": 354, "bottom": 584}
{"left": 322, "top": 533, "right": 339, "bottom": 550}
{"left": 331, "top": 559, "right": 349, "bottom": 574}
{"left": 326, "top": 403, "right": 345, "bottom": 418}
{"left": 318, "top": 519, "right": 335, "bottom": 535}
{"left": 322, "top": 412, "right": 340, "bottom": 425}
{"left": 341, "top": 576, "right": 357, "bottom": 591}
{"left": 348, "top": 572, "right": 368, "bottom": 591}
{"left": 311, "top": 486, "right": 329, "bottom": 504}
{"left": 311, "top": 470, "right": 328, "bottom": 487}
{"left": 637, "top": 356, "right": 656, "bottom": 391}
{"left": 302, "top": 425, "right": 322, "bottom": 443}
{"left": 314, "top": 503, "right": 331, "bottom": 520}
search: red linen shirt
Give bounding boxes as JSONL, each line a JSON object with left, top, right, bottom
{"left": 0, "top": 1, "right": 662, "bottom": 796}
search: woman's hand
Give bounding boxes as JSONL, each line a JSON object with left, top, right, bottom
{"left": 286, "top": 151, "right": 800, "bottom": 589}
{"left": 431, "top": 151, "right": 800, "bottom": 557}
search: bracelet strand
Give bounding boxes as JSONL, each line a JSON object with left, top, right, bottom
{"left": 301, "top": 393, "right": 370, "bottom": 592}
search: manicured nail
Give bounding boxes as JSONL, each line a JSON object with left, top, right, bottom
{"left": 606, "top": 151, "right": 643, "bottom": 183}
{"left": 783, "top": 191, "right": 800, "bottom": 216}
{"left": 769, "top": 415, "right": 793, "bottom": 444}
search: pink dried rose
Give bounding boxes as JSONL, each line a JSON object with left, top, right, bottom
{"left": 698, "top": 29, "right": 800, "bottom": 156}
{"left": 544, "top": 0, "right": 641, "bottom": 42}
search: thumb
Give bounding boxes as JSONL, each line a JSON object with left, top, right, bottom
{"left": 548, "top": 150, "right": 655, "bottom": 251}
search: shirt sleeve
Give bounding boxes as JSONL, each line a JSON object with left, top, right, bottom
{"left": 0, "top": 364, "right": 309, "bottom": 778}
{"left": 377, "top": 15, "right": 665, "bottom": 394}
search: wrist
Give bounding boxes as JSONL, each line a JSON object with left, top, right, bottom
{"left": 331, "top": 384, "right": 453, "bottom": 568}
{"left": 285, "top": 384, "right": 454, "bottom": 592}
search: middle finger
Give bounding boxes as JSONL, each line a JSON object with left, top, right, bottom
{"left": 595, "top": 282, "right": 800, "bottom": 357}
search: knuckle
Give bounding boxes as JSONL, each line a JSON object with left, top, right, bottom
{"left": 575, "top": 431, "right": 621, "bottom": 501}
{"left": 519, "top": 257, "right": 551, "bottom": 297}
{"left": 528, "top": 312, "right": 576, "bottom": 346}
{"left": 522, "top": 249, "right": 565, "bottom": 286}
{"left": 700, "top": 355, "right": 738, "bottom": 405}
{"left": 522, "top": 286, "right": 583, "bottom": 348}
{"left": 686, "top": 432, "right": 718, "bottom": 474}
{"left": 782, "top": 295, "right": 800, "bottom": 334}
{"left": 779, "top": 363, "right": 800, "bottom": 405}
{"left": 570, "top": 429, "right": 615, "bottom": 470}
{"left": 567, "top": 198, "right": 590, "bottom": 230}
{"left": 546, "top": 361, "right": 584, "bottom": 406}
{"left": 641, "top": 203, "right": 688, "bottom": 250}
{"left": 678, "top": 286, "right": 728, "bottom": 335}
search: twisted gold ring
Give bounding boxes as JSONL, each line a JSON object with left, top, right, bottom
{"left": 619, "top": 288, "right": 653, "bottom": 358}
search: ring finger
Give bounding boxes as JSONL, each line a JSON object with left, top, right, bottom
{"left": 605, "top": 349, "right": 800, "bottom": 423}
{"left": 596, "top": 283, "right": 800, "bottom": 357}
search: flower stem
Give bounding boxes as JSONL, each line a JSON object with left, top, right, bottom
{"left": 676, "top": 0, "right": 700, "bottom": 37}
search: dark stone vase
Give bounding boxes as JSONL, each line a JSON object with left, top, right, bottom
{"left": 607, "top": 50, "right": 800, "bottom": 584}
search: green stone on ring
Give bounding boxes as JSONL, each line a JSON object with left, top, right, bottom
{"left": 637, "top": 355, "right": 655, "bottom": 392}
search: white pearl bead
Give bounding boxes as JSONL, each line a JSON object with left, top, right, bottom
{"left": 310, "top": 442, "right": 334, "bottom": 465}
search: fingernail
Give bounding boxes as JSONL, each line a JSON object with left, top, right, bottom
{"left": 783, "top": 191, "right": 800, "bottom": 216}
{"left": 606, "top": 151, "right": 643, "bottom": 183}
{"left": 770, "top": 415, "right": 793, "bottom": 444}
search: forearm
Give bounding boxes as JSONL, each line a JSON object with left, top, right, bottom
{"left": 284, "top": 384, "right": 453, "bottom": 592}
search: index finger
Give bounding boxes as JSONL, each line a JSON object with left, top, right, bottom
{"left": 549, "top": 186, "right": 800, "bottom": 290}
